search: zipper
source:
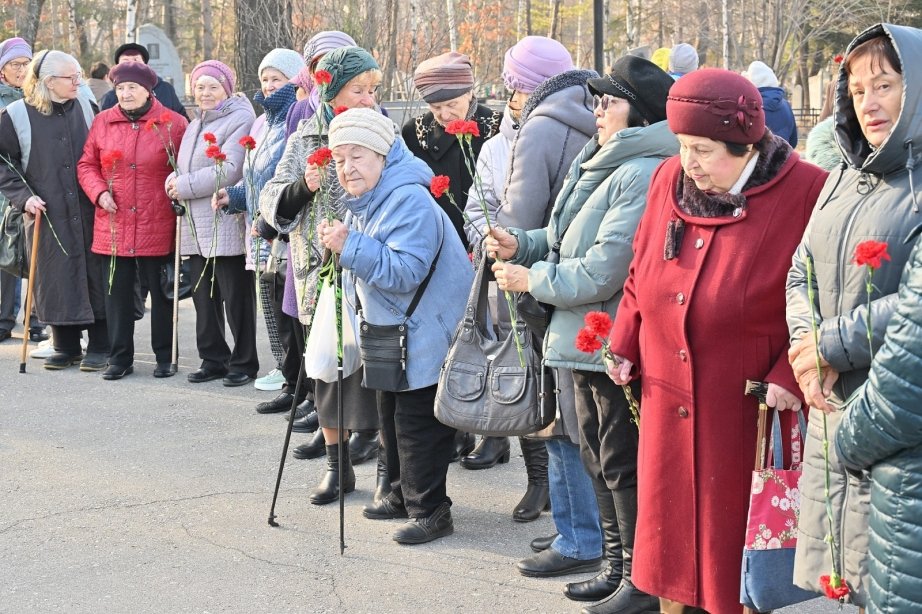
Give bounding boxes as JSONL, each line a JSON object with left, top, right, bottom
{"left": 833, "top": 187, "right": 869, "bottom": 317}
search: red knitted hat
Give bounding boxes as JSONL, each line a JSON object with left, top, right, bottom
{"left": 109, "top": 61, "right": 158, "bottom": 92}
{"left": 666, "top": 68, "right": 766, "bottom": 144}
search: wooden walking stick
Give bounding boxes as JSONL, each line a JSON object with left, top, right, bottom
{"left": 170, "top": 214, "right": 181, "bottom": 374}
{"left": 19, "top": 210, "right": 42, "bottom": 373}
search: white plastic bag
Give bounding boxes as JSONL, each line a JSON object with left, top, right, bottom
{"left": 304, "top": 280, "right": 361, "bottom": 383}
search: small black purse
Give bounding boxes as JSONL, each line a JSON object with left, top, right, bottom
{"left": 160, "top": 257, "right": 193, "bottom": 301}
{"left": 514, "top": 239, "right": 561, "bottom": 339}
{"left": 0, "top": 204, "right": 26, "bottom": 278}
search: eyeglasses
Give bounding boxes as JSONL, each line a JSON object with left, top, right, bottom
{"left": 6, "top": 60, "right": 30, "bottom": 71}
{"left": 51, "top": 74, "right": 83, "bottom": 85}
{"left": 593, "top": 94, "right": 617, "bottom": 111}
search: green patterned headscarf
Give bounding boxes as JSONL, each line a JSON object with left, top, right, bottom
{"left": 316, "top": 46, "right": 379, "bottom": 104}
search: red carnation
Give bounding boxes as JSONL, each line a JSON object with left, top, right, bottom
{"left": 819, "top": 575, "right": 850, "bottom": 600}
{"left": 430, "top": 175, "right": 451, "bottom": 198}
{"left": 445, "top": 119, "right": 480, "bottom": 137}
{"left": 204, "top": 144, "right": 223, "bottom": 159}
{"left": 333, "top": 105, "right": 349, "bottom": 116}
{"left": 203, "top": 132, "right": 217, "bottom": 144}
{"left": 239, "top": 135, "right": 257, "bottom": 150}
{"left": 213, "top": 152, "right": 227, "bottom": 163}
{"left": 144, "top": 118, "right": 158, "bottom": 132}
{"left": 307, "top": 147, "right": 333, "bottom": 167}
{"left": 101, "top": 150, "right": 124, "bottom": 168}
{"left": 314, "top": 70, "right": 332, "bottom": 86}
{"left": 584, "top": 311, "right": 613, "bottom": 338}
{"left": 833, "top": 54, "right": 844, "bottom": 64}
{"left": 575, "top": 328, "right": 603, "bottom": 353}
{"left": 853, "top": 240, "right": 890, "bottom": 270}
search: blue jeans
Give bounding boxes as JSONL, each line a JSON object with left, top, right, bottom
{"left": 546, "top": 438, "right": 602, "bottom": 560}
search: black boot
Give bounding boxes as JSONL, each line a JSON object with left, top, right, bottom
{"left": 512, "top": 437, "right": 550, "bottom": 522}
{"left": 460, "top": 436, "right": 511, "bottom": 470}
{"left": 580, "top": 487, "right": 658, "bottom": 614}
{"left": 349, "top": 430, "right": 380, "bottom": 465}
{"left": 292, "top": 429, "right": 325, "bottom": 460}
{"left": 309, "top": 444, "right": 356, "bottom": 505}
{"left": 449, "top": 431, "right": 476, "bottom": 463}
{"left": 565, "top": 479, "right": 622, "bottom": 601}
{"left": 373, "top": 444, "right": 391, "bottom": 504}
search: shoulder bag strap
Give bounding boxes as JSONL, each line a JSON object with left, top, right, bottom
{"left": 404, "top": 216, "right": 444, "bottom": 321}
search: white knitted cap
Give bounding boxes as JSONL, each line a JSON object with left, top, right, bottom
{"left": 328, "top": 108, "right": 397, "bottom": 157}
{"left": 258, "top": 48, "right": 306, "bottom": 80}
{"left": 742, "top": 61, "right": 780, "bottom": 89}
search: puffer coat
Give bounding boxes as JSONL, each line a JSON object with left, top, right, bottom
{"left": 78, "top": 98, "right": 187, "bottom": 257}
{"left": 836, "top": 229, "right": 922, "bottom": 614}
{"left": 786, "top": 24, "right": 922, "bottom": 606}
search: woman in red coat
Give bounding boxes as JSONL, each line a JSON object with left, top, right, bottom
{"left": 77, "top": 62, "right": 187, "bottom": 380}
{"left": 607, "top": 69, "right": 827, "bottom": 613}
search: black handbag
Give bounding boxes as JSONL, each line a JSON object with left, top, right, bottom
{"left": 514, "top": 215, "right": 573, "bottom": 338}
{"left": 160, "top": 257, "right": 193, "bottom": 301}
{"left": 357, "top": 233, "right": 443, "bottom": 393}
{"left": 0, "top": 204, "right": 26, "bottom": 278}
{"left": 435, "top": 255, "right": 554, "bottom": 436}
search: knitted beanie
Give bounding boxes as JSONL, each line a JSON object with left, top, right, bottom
{"left": 290, "top": 66, "right": 313, "bottom": 91}
{"left": 302, "top": 31, "right": 357, "bottom": 66}
{"left": 413, "top": 51, "right": 474, "bottom": 103}
{"left": 191, "top": 60, "right": 236, "bottom": 96}
{"left": 669, "top": 43, "right": 699, "bottom": 75}
{"left": 501, "top": 36, "right": 574, "bottom": 94}
{"left": 650, "top": 47, "right": 671, "bottom": 72}
{"left": 666, "top": 68, "right": 765, "bottom": 144}
{"left": 328, "top": 107, "right": 396, "bottom": 156}
{"left": 316, "top": 46, "right": 379, "bottom": 103}
{"left": 742, "top": 61, "right": 780, "bottom": 89}
{"left": 109, "top": 62, "right": 158, "bottom": 92}
{"left": 258, "top": 48, "right": 306, "bottom": 81}
{"left": 0, "top": 38, "right": 32, "bottom": 70}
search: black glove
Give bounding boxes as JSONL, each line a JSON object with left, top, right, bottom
{"left": 171, "top": 199, "right": 185, "bottom": 216}
{"left": 254, "top": 216, "right": 279, "bottom": 241}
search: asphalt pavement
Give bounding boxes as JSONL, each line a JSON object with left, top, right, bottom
{"left": 0, "top": 289, "right": 859, "bottom": 613}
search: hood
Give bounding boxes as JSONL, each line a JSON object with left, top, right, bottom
{"left": 200, "top": 93, "right": 256, "bottom": 124}
{"left": 835, "top": 23, "right": 922, "bottom": 175}
{"left": 759, "top": 87, "right": 787, "bottom": 112}
{"left": 584, "top": 120, "right": 679, "bottom": 172}
{"left": 0, "top": 81, "right": 22, "bottom": 104}
{"left": 346, "top": 138, "right": 434, "bottom": 217}
{"left": 519, "top": 69, "right": 598, "bottom": 137}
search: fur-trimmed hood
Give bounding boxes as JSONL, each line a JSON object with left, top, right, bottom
{"left": 519, "top": 69, "right": 598, "bottom": 137}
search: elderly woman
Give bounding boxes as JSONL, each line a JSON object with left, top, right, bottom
{"left": 786, "top": 24, "right": 922, "bottom": 608}
{"left": 488, "top": 56, "right": 678, "bottom": 611}
{"left": 1, "top": 37, "right": 46, "bottom": 345}
{"left": 260, "top": 46, "right": 382, "bottom": 503}
{"left": 606, "top": 69, "right": 827, "bottom": 614}
{"left": 77, "top": 62, "right": 187, "bottom": 380}
{"left": 284, "top": 30, "right": 356, "bottom": 138}
{"left": 213, "top": 48, "right": 304, "bottom": 397}
{"left": 0, "top": 50, "right": 109, "bottom": 371}
{"left": 318, "top": 107, "right": 473, "bottom": 544}
{"left": 166, "top": 60, "right": 256, "bottom": 386}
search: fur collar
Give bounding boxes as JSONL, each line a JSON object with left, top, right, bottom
{"left": 519, "top": 69, "right": 598, "bottom": 125}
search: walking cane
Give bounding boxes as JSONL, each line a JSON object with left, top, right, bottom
{"left": 170, "top": 215, "right": 181, "bottom": 374}
{"left": 19, "top": 210, "right": 42, "bottom": 374}
{"left": 335, "top": 259, "right": 346, "bottom": 555}
{"left": 268, "top": 324, "right": 307, "bottom": 527}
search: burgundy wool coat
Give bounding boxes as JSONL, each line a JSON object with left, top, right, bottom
{"left": 609, "top": 151, "right": 827, "bottom": 613}
{"left": 77, "top": 98, "right": 187, "bottom": 257}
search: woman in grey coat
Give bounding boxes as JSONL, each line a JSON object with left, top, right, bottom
{"left": 786, "top": 24, "right": 922, "bottom": 606}
{"left": 0, "top": 50, "right": 109, "bottom": 371}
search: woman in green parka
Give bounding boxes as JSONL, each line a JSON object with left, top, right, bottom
{"left": 486, "top": 56, "right": 678, "bottom": 614}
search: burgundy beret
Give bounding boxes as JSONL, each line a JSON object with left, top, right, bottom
{"left": 109, "top": 62, "right": 158, "bottom": 92}
{"left": 666, "top": 68, "right": 766, "bottom": 144}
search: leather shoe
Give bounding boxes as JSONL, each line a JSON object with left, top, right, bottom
{"left": 449, "top": 431, "right": 476, "bottom": 463}
{"left": 530, "top": 533, "right": 559, "bottom": 553}
{"left": 44, "top": 352, "right": 83, "bottom": 370}
{"left": 516, "top": 549, "right": 603, "bottom": 578}
{"left": 102, "top": 364, "right": 133, "bottom": 380}
{"left": 153, "top": 363, "right": 176, "bottom": 378}
{"left": 292, "top": 430, "right": 325, "bottom": 459}
{"left": 460, "top": 436, "right": 511, "bottom": 470}
{"left": 223, "top": 372, "right": 252, "bottom": 387}
{"left": 363, "top": 493, "right": 409, "bottom": 520}
{"left": 392, "top": 502, "right": 453, "bottom": 544}
{"left": 564, "top": 563, "right": 622, "bottom": 602}
{"left": 291, "top": 407, "right": 319, "bottom": 433}
{"left": 256, "top": 392, "right": 297, "bottom": 414}
{"left": 80, "top": 352, "right": 108, "bottom": 372}
{"left": 29, "top": 329, "right": 49, "bottom": 342}
{"left": 0, "top": 329, "right": 12, "bottom": 343}
{"left": 285, "top": 397, "right": 315, "bottom": 421}
{"left": 187, "top": 367, "right": 227, "bottom": 383}
{"left": 348, "top": 430, "right": 379, "bottom": 465}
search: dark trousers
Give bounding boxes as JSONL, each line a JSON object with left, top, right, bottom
{"left": 52, "top": 319, "right": 108, "bottom": 355}
{"left": 268, "top": 267, "right": 310, "bottom": 399}
{"left": 572, "top": 370, "right": 639, "bottom": 492}
{"left": 187, "top": 254, "right": 258, "bottom": 376}
{"left": 377, "top": 385, "right": 456, "bottom": 517}
{"left": 105, "top": 255, "right": 172, "bottom": 367}
{"left": 0, "top": 269, "right": 41, "bottom": 332}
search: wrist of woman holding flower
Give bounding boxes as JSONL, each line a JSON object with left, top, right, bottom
{"left": 484, "top": 226, "right": 518, "bottom": 260}
{"left": 491, "top": 261, "right": 529, "bottom": 292}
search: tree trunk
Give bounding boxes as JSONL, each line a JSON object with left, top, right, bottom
{"left": 201, "top": 0, "right": 213, "bottom": 60}
{"left": 163, "top": 0, "right": 176, "bottom": 40}
{"left": 526, "top": 0, "right": 532, "bottom": 36}
{"left": 125, "top": 0, "right": 137, "bottom": 42}
{"left": 22, "top": 0, "right": 46, "bottom": 45}
{"left": 382, "top": 0, "right": 398, "bottom": 99}
{"left": 446, "top": 0, "right": 457, "bottom": 50}
{"left": 235, "top": 0, "right": 293, "bottom": 98}
{"left": 549, "top": 0, "right": 562, "bottom": 39}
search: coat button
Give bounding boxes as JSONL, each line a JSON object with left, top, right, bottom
{"left": 433, "top": 145, "right": 440, "bottom": 152}
{"left": 129, "top": 248, "right": 135, "bottom": 254}
{"left": 676, "top": 292, "right": 685, "bottom": 304}
{"left": 678, "top": 349, "right": 687, "bottom": 361}
{"left": 677, "top": 406, "right": 689, "bottom": 418}
{"left": 131, "top": 207, "right": 137, "bottom": 212}
{"left": 130, "top": 163, "right": 137, "bottom": 169}
{"left": 732, "top": 207, "right": 742, "bottom": 217}
{"left": 694, "top": 238, "right": 704, "bottom": 249}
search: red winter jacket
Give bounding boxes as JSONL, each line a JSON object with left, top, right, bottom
{"left": 77, "top": 98, "right": 187, "bottom": 257}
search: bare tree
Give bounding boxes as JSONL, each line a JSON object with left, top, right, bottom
{"left": 235, "top": 0, "right": 293, "bottom": 96}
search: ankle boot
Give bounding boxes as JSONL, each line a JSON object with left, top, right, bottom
{"left": 348, "top": 429, "right": 380, "bottom": 465}
{"left": 580, "top": 487, "right": 658, "bottom": 614}
{"left": 373, "top": 444, "right": 391, "bottom": 503}
{"left": 292, "top": 429, "right": 326, "bottom": 460}
{"left": 309, "top": 444, "right": 356, "bottom": 505}
{"left": 512, "top": 437, "right": 549, "bottom": 522}
{"left": 460, "top": 436, "right": 511, "bottom": 470}
{"left": 449, "top": 431, "right": 476, "bottom": 463}
{"left": 566, "top": 479, "right": 622, "bottom": 601}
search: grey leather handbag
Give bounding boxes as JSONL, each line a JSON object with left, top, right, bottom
{"left": 435, "top": 256, "right": 553, "bottom": 436}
